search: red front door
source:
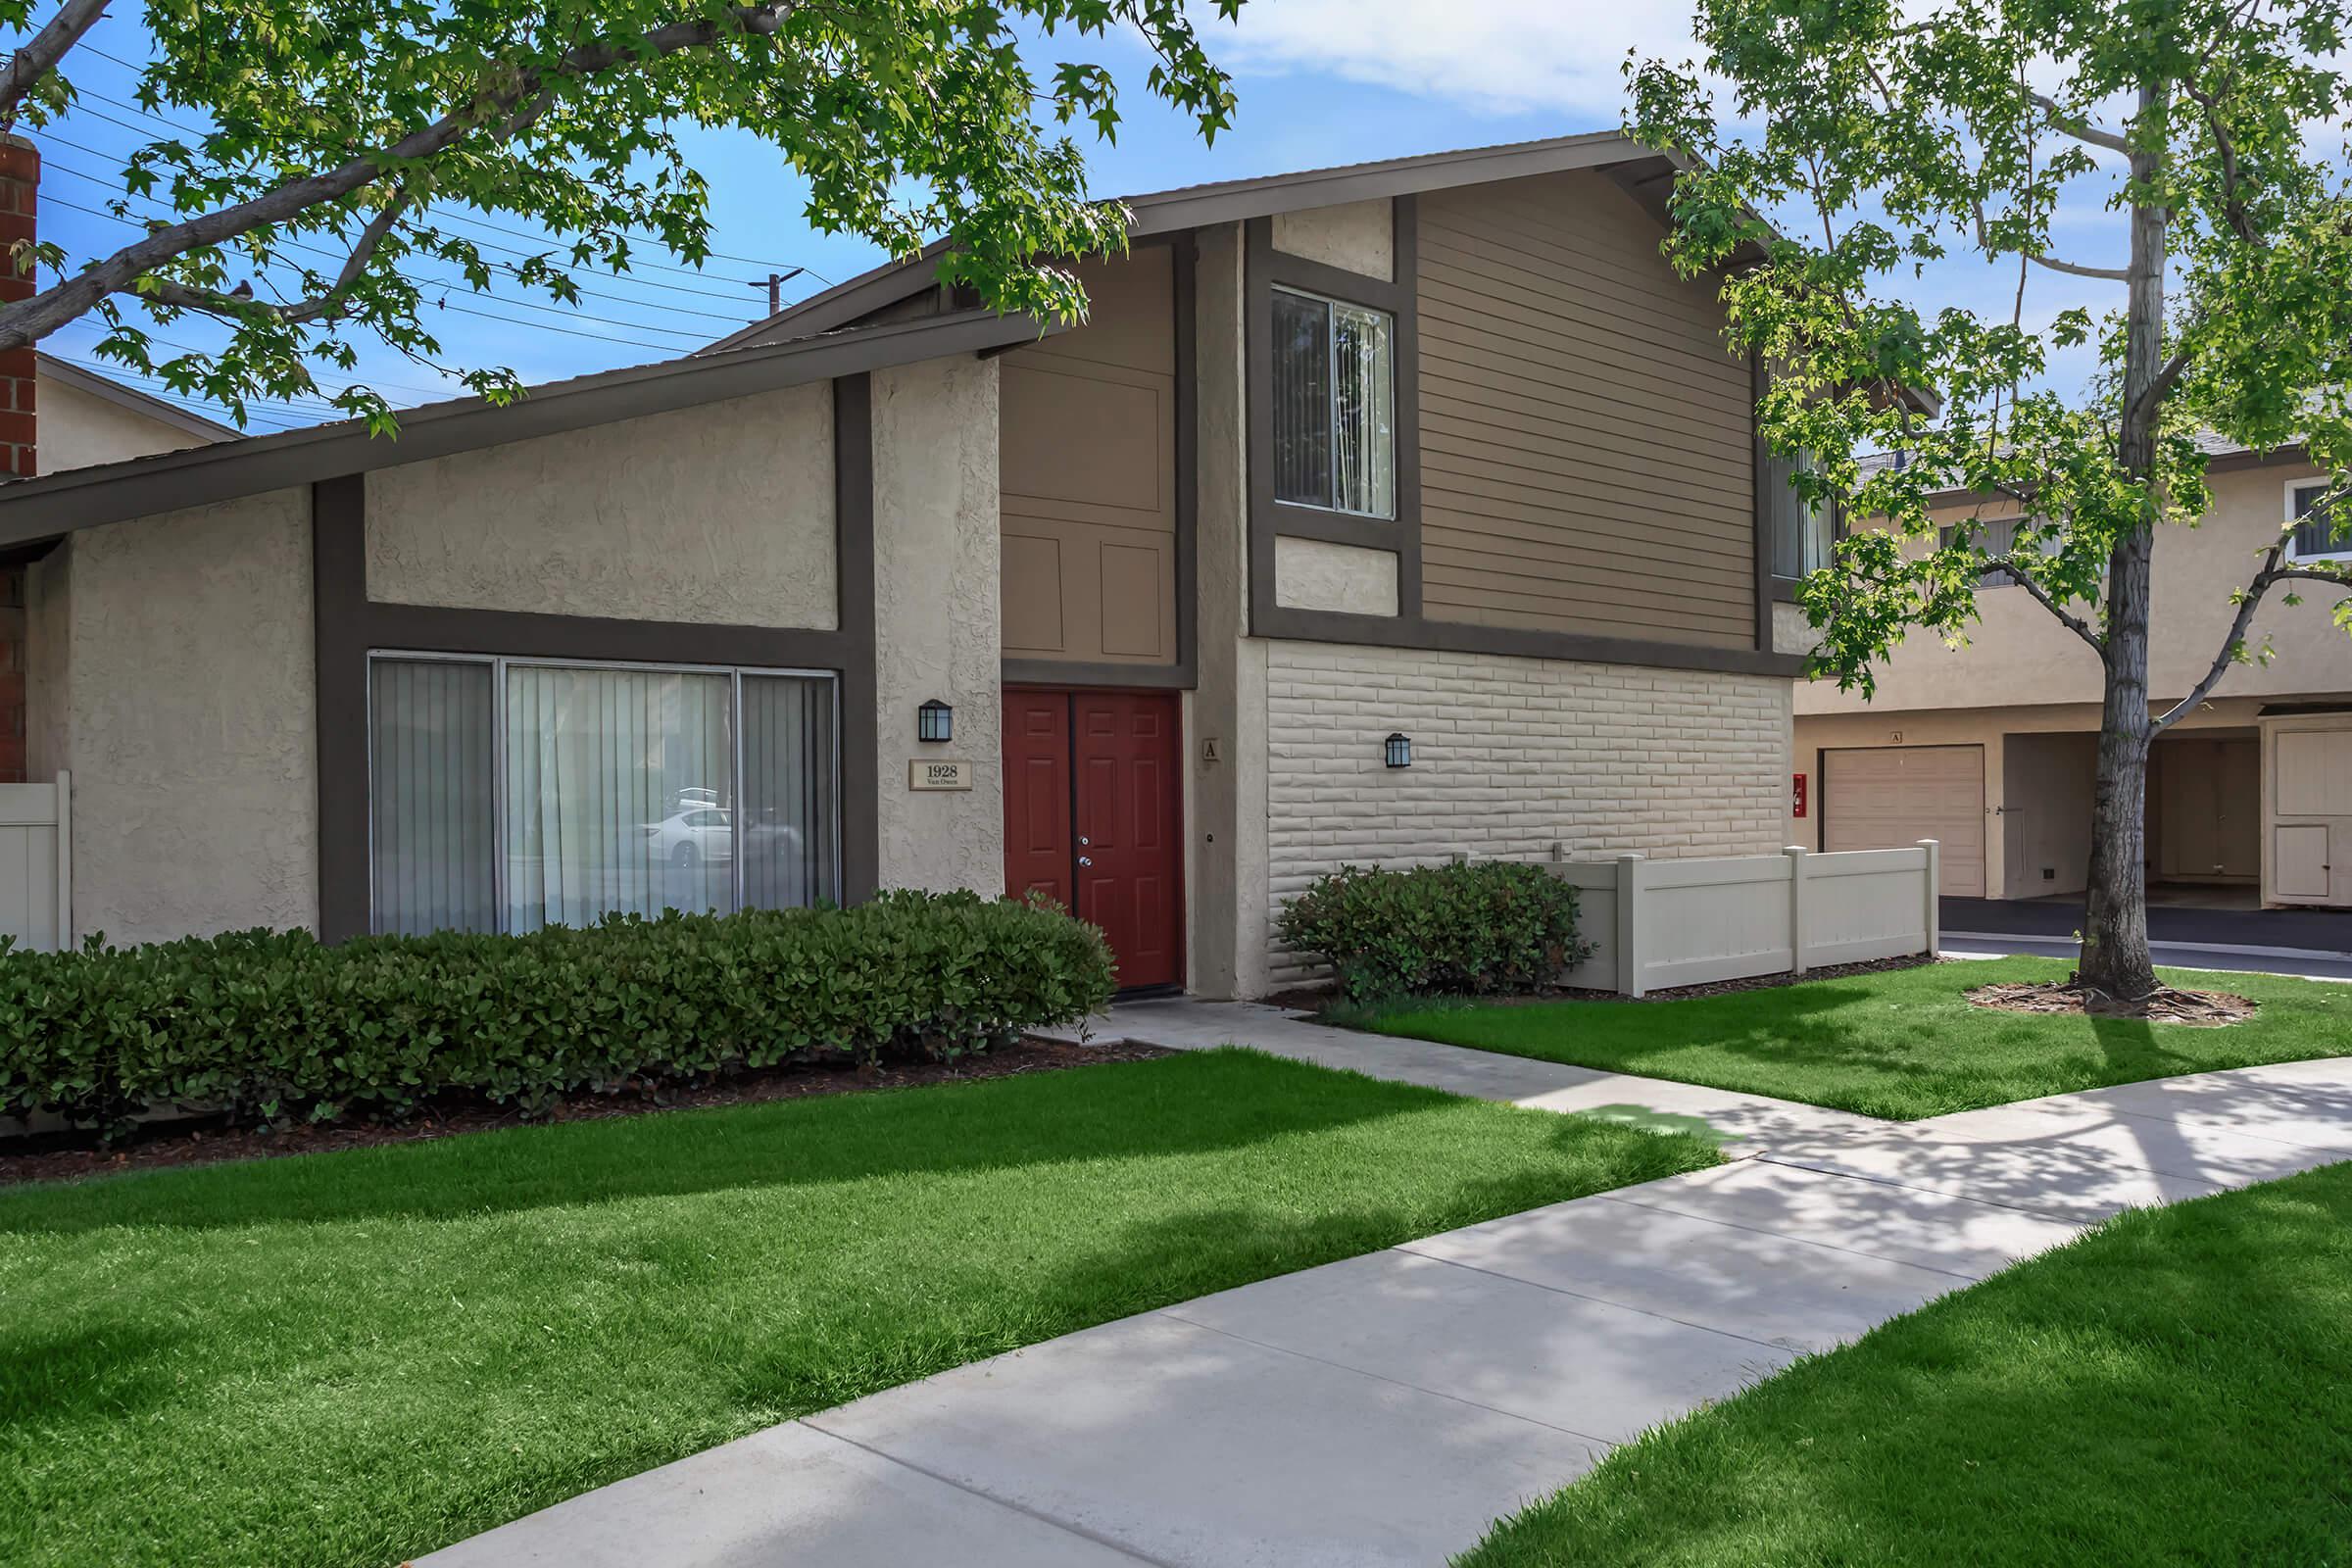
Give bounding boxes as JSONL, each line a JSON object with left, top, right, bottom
{"left": 1002, "top": 689, "right": 1185, "bottom": 991}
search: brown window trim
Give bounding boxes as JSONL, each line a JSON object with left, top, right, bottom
{"left": 313, "top": 373, "right": 882, "bottom": 942}
{"left": 1248, "top": 204, "right": 1803, "bottom": 679}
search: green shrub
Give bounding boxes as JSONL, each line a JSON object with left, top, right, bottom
{"left": 1276, "top": 860, "right": 1592, "bottom": 1004}
{"left": 0, "top": 891, "right": 1115, "bottom": 1138}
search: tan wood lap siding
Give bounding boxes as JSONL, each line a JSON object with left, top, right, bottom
{"left": 1416, "top": 172, "right": 1755, "bottom": 648}
{"left": 999, "top": 249, "right": 1179, "bottom": 666}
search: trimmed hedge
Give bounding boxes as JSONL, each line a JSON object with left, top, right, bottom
{"left": 0, "top": 891, "right": 1116, "bottom": 1137}
{"left": 1276, "top": 860, "right": 1592, "bottom": 1004}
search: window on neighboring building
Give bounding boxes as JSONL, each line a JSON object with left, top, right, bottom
{"left": 1939, "top": 515, "right": 2063, "bottom": 587}
{"left": 368, "top": 655, "right": 840, "bottom": 936}
{"left": 2288, "top": 479, "right": 2349, "bottom": 563}
{"left": 1764, "top": 446, "right": 1836, "bottom": 577}
{"left": 1271, "top": 286, "right": 1396, "bottom": 517}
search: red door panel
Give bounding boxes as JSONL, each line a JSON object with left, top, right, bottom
{"left": 1001, "top": 691, "right": 1073, "bottom": 906}
{"left": 1003, "top": 688, "right": 1185, "bottom": 993}
{"left": 1071, "top": 692, "right": 1184, "bottom": 990}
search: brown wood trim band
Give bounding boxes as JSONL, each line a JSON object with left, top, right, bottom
{"left": 834, "top": 372, "right": 882, "bottom": 903}
{"left": 1253, "top": 601, "right": 1806, "bottom": 677}
{"left": 1001, "top": 658, "right": 1196, "bottom": 690}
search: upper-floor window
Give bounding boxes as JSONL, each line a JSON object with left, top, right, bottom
{"left": 1764, "top": 446, "right": 1834, "bottom": 577}
{"left": 2288, "top": 479, "right": 2349, "bottom": 564}
{"left": 1272, "top": 286, "right": 1396, "bottom": 517}
{"left": 1940, "top": 515, "right": 2061, "bottom": 587}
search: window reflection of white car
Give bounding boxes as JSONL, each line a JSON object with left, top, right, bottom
{"left": 643, "top": 808, "right": 733, "bottom": 867}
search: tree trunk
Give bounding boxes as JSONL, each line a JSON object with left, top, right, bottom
{"left": 2080, "top": 524, "right": 2158, "bottom": 999}
{"left": 2077, "top": 80, "right": 2168, "bottom": 1001}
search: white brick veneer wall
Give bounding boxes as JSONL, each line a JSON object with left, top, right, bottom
{"left": 1264, "top": 640, "right": 1793, "bottom": 985}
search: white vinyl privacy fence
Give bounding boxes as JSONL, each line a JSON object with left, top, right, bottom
{"left": 0, "top": 771, "right": 69, "bottom": 955}
{"left": 1551, "top": 841, "right": 1941, "bottom": 998}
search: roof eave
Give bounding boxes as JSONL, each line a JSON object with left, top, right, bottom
{"left": 0, "top": 308, "right": 1052, "bottom": 547}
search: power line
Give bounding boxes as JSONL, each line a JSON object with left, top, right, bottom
{"left": 52, "top": 75, "right": 835, "bottom": 283}
{"left": 51, "top": 353, "right": 317, "bottom": 429}
{"left": 29, "top": 127, "right": 782, "bottom": 312}
{"left": 39, "top": 187, "right": 708, "bottom": 350}
{"left": 50, "top": 316, "right": 457, "bottom": 405}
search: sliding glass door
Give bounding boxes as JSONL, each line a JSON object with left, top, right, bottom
{"left": 368, "top": 654, "right": 841, "bottom": 936}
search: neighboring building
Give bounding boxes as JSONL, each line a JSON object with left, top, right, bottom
{"left": 1787, "top": 448, "right": 2352, "bottom": 909}
{"left": 0, "top": 353, "right": 230, "bottom": 782}
{"left": 0, "top": 132, "right": 1818, "bottom": 994}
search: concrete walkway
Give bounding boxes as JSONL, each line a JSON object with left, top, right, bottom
{"left": 421, "top": 1007, "right": 2352, "bottom": 1568}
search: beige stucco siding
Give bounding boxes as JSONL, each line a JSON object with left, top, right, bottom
{"left": 36, "top": 372, "right": 217, "bottom": 473}
{"left": 366, "top": 383, "right": 837, "bottom": 628}
{"left": 999, "top": 249, "right": 1178, "bottom": 665}
{"left": 1415, "top": 171, "right": 1757, "bottom": 650}
{"left": 1271, "top": 199, "right": 1396, "bottom": 280}
{"left": 1799, "top": 462, "right": 2352, "bottom": 715}
{"left": 1266, "top": 640, "right": 1790, "bottom": 985}
{"left": 47, "top": 489, "right": 318, "bottom": 942}
{"left": 871, "top": 357, "right": 1005, "bottom": 894}
{"left": 1273, "top": 536, "right": 1400, "bottom": 616}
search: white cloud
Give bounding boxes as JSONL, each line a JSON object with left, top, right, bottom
{"left": 1214, "top": 0, "right": 1701, "bottom": 119}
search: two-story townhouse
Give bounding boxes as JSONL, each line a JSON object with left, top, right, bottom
{"left": 1786, "top": 445, "right": 2352, "bottom": 909}
{"left": 0, "top": 132, "right": 1823, "bottom": 994}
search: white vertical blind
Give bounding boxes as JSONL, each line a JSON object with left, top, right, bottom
{"left": 369, "top": 659, "right": 495, "bottom": 935}
{"left": 1332, "top": 301, "right": 1396, "bottom": 518}
{"left": 741, "top": 673, "right": 841, "bottom": 909}
{"left": 503, "top": 664, "right": 735, "bottom": 929}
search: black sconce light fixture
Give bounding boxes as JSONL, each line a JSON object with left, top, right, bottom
{"left": 917, "top": 699, "right": 954, "bottom": 744}
{"left": 1384, "top": 732, "right": 1412, "bottom": 768}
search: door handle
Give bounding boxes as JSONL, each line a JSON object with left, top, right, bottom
{"left": 1078, "top": 855, "right": 1094, "bottom": 867}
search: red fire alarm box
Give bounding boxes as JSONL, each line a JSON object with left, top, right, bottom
{"left": 1792, "top": 772, "right": 1808, "bottom": 818}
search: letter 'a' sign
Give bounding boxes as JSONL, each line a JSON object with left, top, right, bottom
{"left": 1792, "top": 772, "right": 1808, "bottom": 818}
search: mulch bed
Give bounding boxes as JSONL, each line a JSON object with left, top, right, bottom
{"left": 0, "top": 1036, "right": 1172, "bottom": 1186}
{"left": 1267, "top": 954, "right": 1937, "bottom": 1016}
{"left": 1966, "top": 981, "right": 2258, "bottom": 1027}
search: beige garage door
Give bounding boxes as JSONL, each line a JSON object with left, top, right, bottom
{"left": 1823, "top": 746, "right": 1986, "bottom": 897}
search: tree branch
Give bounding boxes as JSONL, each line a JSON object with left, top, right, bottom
{"left": 1969, "top": 198, "right": 2129, "bottom": 280}
{"left": 2002, "top": 555, "right": 2108, "bottom": 658}
{"left": 0, "top": 0, "right": 110, "bottom": 124}
{"left": 2028, "top": 91, "right": 2132, "bottom": 156}
{"left": 0, "top": 0, "right": 795, "bottom": 350}
{"left": 2154, "top": 549, "right": 2352, "bottom": 731}
{"left": 135, "top": 186, "right": 412, "bottom": 324}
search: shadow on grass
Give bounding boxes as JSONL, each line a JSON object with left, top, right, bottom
{"left": 0, "top": 1051, "right": 1469, "bottom": 1237}
{"left": 1461, "top": 1165, "right": 2352, "bottom": 1567}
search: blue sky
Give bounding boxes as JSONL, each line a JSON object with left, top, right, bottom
{"left": 25, "top": 2, "right": 2130, "bottom": 431}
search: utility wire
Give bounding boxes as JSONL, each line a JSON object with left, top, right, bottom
{"left": 33, "top": 131, "right": 769, "bottom": 319}
{"left": 54, "top": 70, "right": 835, "bottom": 283}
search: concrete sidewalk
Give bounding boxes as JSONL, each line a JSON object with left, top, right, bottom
{"left": 420, "top": 1013, "right": 2352, "bottom": 1568}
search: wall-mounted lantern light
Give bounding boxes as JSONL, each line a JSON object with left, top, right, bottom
{"left": 1385, "top": 732, "right": 1413, "bottom": 768}
{"left": 918, "top": 699, "right": 954, "bottom": 744}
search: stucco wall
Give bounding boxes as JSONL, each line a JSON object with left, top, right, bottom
{"left": 1273, "top": 536, "right": 1400, "bottom": 616}
{"left": 36, "top": 373, "right": 219, "bottom": 474}
{"left": 1188, "top": 221, "right": 1272, "bottom": 999}
{"left": 53, "top": 488, "right": 318, "bottom": 942}
{"left": 24, "top": 545, "right": 69, "bottom": 781}
{"left": 870, "top": 357, "right": 1004, "bottom": 894}
{"left": 367, "top": 383, "right": 838, "bottom": 629}
{"left": 1270, "top": 199, "right": 1396, "bottom": 280}
{"left": 1265, "top": 641, "right": 1792, "bottom": 985}
{"left": 1772, "top": 600, "right": 1820, "bottom": 658}
{"left": 1799, "top": 461, "right": 2352, "bottom": 716}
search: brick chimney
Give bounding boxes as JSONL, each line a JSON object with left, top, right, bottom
{"left": 0, "top": 135, "right": 33, "bottom": 480}
{"left": 0, "top": 137, "right": 30, "bottom": 781}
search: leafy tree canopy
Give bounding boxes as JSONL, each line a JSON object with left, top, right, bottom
{"left": 0, "top": 0, "right": 1242, "bottom": 426}
{"left": 1628, "top": 0, "right": 2352, "bottom": 700}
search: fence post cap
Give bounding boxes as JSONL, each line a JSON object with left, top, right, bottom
{"left": 1784, "top": 844, "right": 1809, "bottom": 855}
{"left": 1614, "top": 851, "right": 1645, "bottom": 861}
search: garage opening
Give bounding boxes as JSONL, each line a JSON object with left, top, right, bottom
{"left": 1821, "top": 745, "right": 1985, "bottom": 897}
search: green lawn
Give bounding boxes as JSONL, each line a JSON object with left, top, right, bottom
{"left": 0, "top": 1049, "right": 1716, "bottom": 1568}
{"left": 1458, "top": 1157, "right": 2352, "bottom": 1568}
{"left": 1361, "top": 956, "right": 2352, "bottom": 1120}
